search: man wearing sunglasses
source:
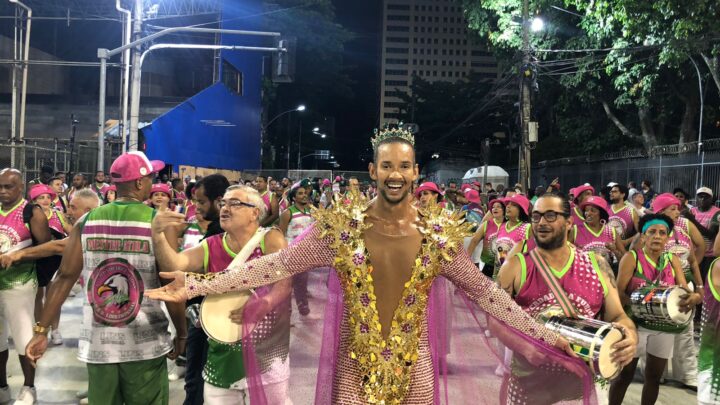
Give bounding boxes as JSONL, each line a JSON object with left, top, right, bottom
{"left": 150, "top": 185, "right": 292, "bottom": 404}
{"left": 498, "top": 192, "right": 638, "bottom": 401}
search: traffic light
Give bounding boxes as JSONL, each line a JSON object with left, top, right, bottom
{"left": 273, "top": 37, "right": 296, "bottom": 83}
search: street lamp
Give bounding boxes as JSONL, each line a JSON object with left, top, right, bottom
{"left": 260, "top": 104, "right": 305, "bottom": 170}
{"left": 298, "top": 128, "right": 327, "bottom": 169}
{"left": 531, "top": 17, "right": 544, "bottom": 32}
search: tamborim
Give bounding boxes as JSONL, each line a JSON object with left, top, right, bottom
{"left": 200, "top": 290, "right": 252, "bottom": 344}
{"left": 544, "top": 316, "right": 624, "bottom": 380}
{"left": 629, "top": 285, "right": 692, "bottom": 332}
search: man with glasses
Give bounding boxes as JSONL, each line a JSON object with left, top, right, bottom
{"left": 498, "top": 192, "right": 637, "bottom": 401}
{"left": 608, "top": 184, "right": 639, "bottom": 248}
{"left": 150, "top": 185, "right": 292, "bottom": 404}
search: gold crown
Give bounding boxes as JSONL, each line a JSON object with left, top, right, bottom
{"left": 371, "top": 123, "right": 415, "bottom": 150}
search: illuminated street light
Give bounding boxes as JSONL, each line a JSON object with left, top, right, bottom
{"left": 531, "top": 17, "right": 544, "bottom": 32}
{"left": 296, "top": 104, "right": 306, "bottom": 111}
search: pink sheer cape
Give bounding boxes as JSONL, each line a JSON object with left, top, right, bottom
{"left": 209, "top": 224, "right": 598, "bottom": 404}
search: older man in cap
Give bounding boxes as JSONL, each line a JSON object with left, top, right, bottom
{"left": 26, "top": 152, "right": 187, "bottom": 405}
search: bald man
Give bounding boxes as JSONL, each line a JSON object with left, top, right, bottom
{"left": 0, "top": 168, "right": 51, "bottom": 404}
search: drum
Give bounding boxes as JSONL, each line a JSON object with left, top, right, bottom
{"left": 200, "top": 290, "right": 252, "bottom": 344}
{"left": 544, "top": 316, "right": 624, "bottom": 380}
{"left": 629, "top": 285, "right": 692, "bottom": 332}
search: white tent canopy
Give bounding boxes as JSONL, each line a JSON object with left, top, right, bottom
{"left": 462, "top": 166, "right": 509, "bottom": 188}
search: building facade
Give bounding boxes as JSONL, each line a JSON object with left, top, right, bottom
{"left": 379, "top": 0, "right": 499, "bottom": 124}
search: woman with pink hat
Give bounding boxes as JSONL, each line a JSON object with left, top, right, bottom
{"left": 570, "top": 184, "right": 595, "bottom": 225}
{"left": 467, "top": 198, "right": 506, "bottom": 278}
{"left": 414, "top": 181, "right": 444, "bottom": 209}
{"left": 569, "top": 196, "right": 625, "bottom": 266}
{"left": 103, "top": 184, "right": 117, "bottom": 204}
{"left": 29, "top": 183, "right": 70, "bottom": 345}
{"left": 149, "top": 183, "right": 172, "bottom": 210}
{"left": 651, "top": 193, "right": 705, "bottom": 387}
{"left": 492, "top": 194, "right": 532, "bottom": 278}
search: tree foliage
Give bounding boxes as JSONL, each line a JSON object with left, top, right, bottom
{"left": 461, "top": 0, "right": 720, "bottom": 152}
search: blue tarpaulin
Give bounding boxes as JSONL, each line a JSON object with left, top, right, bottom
{"left": 142, "top": 0, "right": 263, "bottom": 170}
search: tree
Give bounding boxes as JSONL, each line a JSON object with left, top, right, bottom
{"left": 462, "top": 0, "right": 719, "bottom": 150}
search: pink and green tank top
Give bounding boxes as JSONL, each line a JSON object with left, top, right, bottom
{"left": 665, "top": 217, "right": 693, "bottom": 281}
{"left": 0, "top": 199, "right": 35, "bottom": 290}
{"left": 493, "top": 221, "right": 531, "bottom": 267}
{"left": 78, "top": 201, "right": 171, "bottom": 363}
{"left": 47, "top": 209, "right": 68, "bottom": 239}
{"left": 573, "top": 223, "right": 617, "bottom": 264}
{"left": 570, "top": 203, "right": 585, "bottom": 225}
{"left": 286, "top": 205, "right": 314, "bottom": 243}
{"left": 691, "top": 206, "right": 720, "bottom": 257}
{"left": 480, "top": 218, "right": 502, "bottom": 265}
{"left": 698, "top": 258, "right": 720, "bottom": 403}
{"left": 200, "top": 232, "right": 264, "bottom": 389}
{"left": 608, "top": 202, "right": 635, "bottom": 240}
{"left": 181, "top": 221, "right": 204, "bottom": 251}
{"left": 626, "top": 248, "right": 676, "bottom": 294}
{"left": 514, "top": 247, "right": 608, "bottom": 319}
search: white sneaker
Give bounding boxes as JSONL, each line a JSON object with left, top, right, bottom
{"left": 168, "top": 364, "right": 186, "bottom": 381}
{"left": 14, "top": 386, "right": 36, "bottom": 405}
{"left": 0, "top": 386, "right": 9, "bottom": 403}
{"left": 50, "top": 330, "right": 62, "bottom": 346}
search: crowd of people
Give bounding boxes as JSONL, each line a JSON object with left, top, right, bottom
{"left": 0, "top": 132, "right": 717, "bottom": 405}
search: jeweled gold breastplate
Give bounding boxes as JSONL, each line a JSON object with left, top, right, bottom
{"left": 313, "top": 193, "right": 470, "bottom": 404}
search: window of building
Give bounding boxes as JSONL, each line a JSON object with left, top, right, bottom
{"left": 386, "top": 58, "right": 409, "bottom": 64}
{"left": 387, "top": 4, "right": 410, "bottom": 10}
{"left": 434, "top": 38, "right": 438, "bottom": 44}
{"left": 471, "top": 61, "right": 497, "bottom": 68}
{"left": 387, "top": 36, "right": 410, "bottom": 43}
{"left": 433, "top": 60, "right": 438, "bottom": 65}
{"left": 441, "top": 71, "right": 446, "bottom": 77}
{"left": 441, "top": 60, "right": 446, "bottom": 66}
{"left": 434, "top": 50, "right": 438, "bottom": 55}
{"left": 385, "top": 80, "right": 408, "bottom": 86}
{"left": 472, "top": 50, "right": 493, "bottom": 57}
{"left": 419, "top": 60, "right": 424, "bottom": 65}
{"left": 384, "top": 112, "right": 401, "bottom": 119}
{"left": 386, "top": 47, "right": 409, "bottom": 54}
{"left": 433, "top": 71, "right": 437, "bottom": 76}
{"left": 387, "top": 15, "right": 410, "bottom": 21}
{"left": 387, "top": 25, "right": 410, "bottom": 32}
{"left": 384, "top": 101, "right": 405, "bottom": 108}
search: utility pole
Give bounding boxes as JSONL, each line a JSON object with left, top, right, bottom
{"left": 127, "top": 0, "right": 144, "bottom": 153}
{"left": 519, "top": 0, "right": 532, "bottom": 193}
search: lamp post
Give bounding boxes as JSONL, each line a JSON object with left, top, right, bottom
{"left": 298, "top": 128, "right": 326, "bottom": 170}
{"left": 261, "top": 104, "right": 305, "bottom": 170}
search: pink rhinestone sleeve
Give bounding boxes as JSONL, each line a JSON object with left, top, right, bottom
{"left": 186, "top": 224, "right": 336, "bottom": 298}
{"left": 440, "top": 249, "right": 559, "bottom": 346}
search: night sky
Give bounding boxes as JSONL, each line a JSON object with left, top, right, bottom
{"left": 330, "top": 0, "right": 382, "bottom": 171}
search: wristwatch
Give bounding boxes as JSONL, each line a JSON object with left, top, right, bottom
{"left": 32, "top": 322, "right": 49, "bottom": 336}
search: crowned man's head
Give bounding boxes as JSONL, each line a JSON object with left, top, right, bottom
{"left": 369, "top": 125, "right": 419, "bottom": 205}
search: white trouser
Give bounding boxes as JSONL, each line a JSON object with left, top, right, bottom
{"left": 0, "top": 281, "right": 36, "bottom": 352}
{"left": 203, "top": 380, "right": 292, "bottom": 405}
{"left": 669, "top": 319, "right": 697, "bottom": 385}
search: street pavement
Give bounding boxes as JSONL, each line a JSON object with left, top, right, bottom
{"left": 4, "top": 271, "right": 697, "bottom": 404}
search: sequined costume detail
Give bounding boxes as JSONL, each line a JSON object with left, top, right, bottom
{"left": 186, "top": 191, "right": 561, "bottom": 404}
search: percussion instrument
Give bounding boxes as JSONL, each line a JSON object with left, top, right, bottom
{"left": 200, "top": 290, "right": 253, "bottom": 344}
{"left": 629, "top": 285, "right": 692, "bottom": 333}
{"left": 544, "top": 316, "right": 624, "bottom": 380}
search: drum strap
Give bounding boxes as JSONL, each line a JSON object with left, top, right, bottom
{"left": 529, "top": 249, "right": 578, "bottom": 318}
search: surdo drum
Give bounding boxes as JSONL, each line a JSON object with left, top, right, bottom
{"left": 629, "top": 285, "right": 692, "bottom": 332}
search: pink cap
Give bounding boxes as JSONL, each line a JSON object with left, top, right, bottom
{"left": 652, "top": 193, "right": 681, "bottom": 214}
{"left": 150, "top": 183, "right": 171, "bottom": 197}
{"left": 464, "top": 189, "right": 481, "bottom": 204}
{"left": 109, "top": 151, "right": 164, "bottom": 183}
{"left": 322, "top": 179, "right": 331, "bottom": 187}
{"left": 504, "top": 194, "right": 530, "bottom": 216}
{"left": 104, "top": 184, "right": 117, "bottom": 196}
{"left": 580, "top": 196, "right": 610, "bottom": 216}
{"left": 573, "top": 184, "right": 595, "bottom": 201}
{"left": 460, "top": 183, "right": 473, "bottom": 192}
{"left": 29, "top": 184, "right": 56, "bottom": 201}
{"left": 414, "top": 182, "right": 442, "bottom": 198}
{"left": 334, "top": 176, "right": 342, "bottom": 182}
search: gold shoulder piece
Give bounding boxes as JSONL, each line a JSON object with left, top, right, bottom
{"left": 418, "top": 201, "right": 473, "bottom": 262}
{"left": 312, "top": 189, "right": 372, "bottom": 250}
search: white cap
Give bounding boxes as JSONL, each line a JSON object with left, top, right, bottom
{"left": 607, "top": 182, "right": 618, "bottom": 187}
{"left": 697, "top": 187, "right": 713, "bottom": 198}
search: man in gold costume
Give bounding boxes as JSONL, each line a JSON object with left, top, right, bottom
{"left": 146, "top": 126, "right": 588, "bottom": 404}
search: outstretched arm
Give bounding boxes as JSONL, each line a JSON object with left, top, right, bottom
{"left": 441, "top": 248, "right": 559, "bottom": 346}
{"left": 146, "top": 224, "right": 335, "bottom": 302}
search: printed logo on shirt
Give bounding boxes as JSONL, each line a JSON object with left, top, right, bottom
{"left": 607, "top": 217, "right": 626, "bottom": 238}
{"left": 86, "top": 237, "right": 151, "bottom": 254}
{"left": 0, "top": 226, "right": 22, "bottom": 254}
{"left": 87, "top": 258, "right": 144, "bottom": 326}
